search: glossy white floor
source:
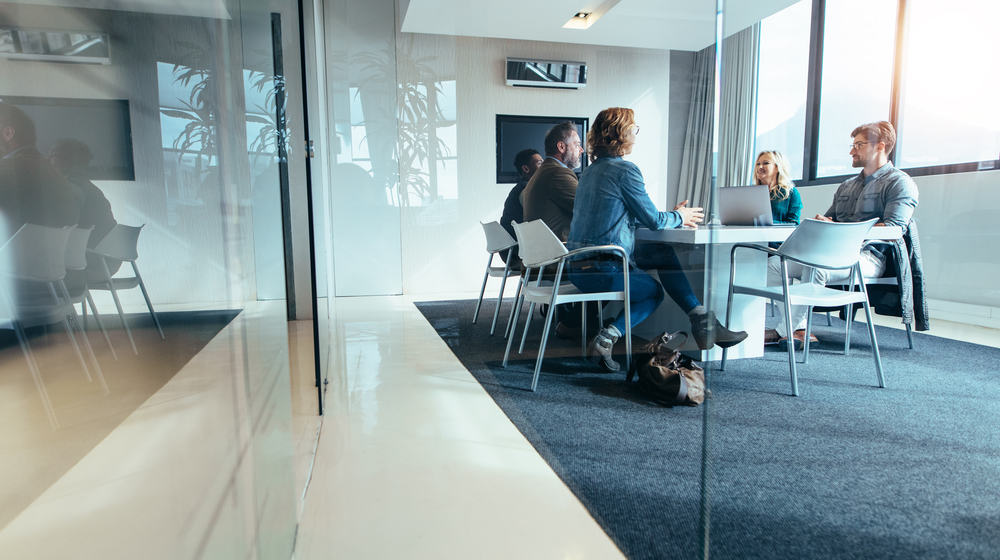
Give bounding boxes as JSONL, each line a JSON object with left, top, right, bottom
{"left": 293, "top": 295, "right": 624, "bottom": 559}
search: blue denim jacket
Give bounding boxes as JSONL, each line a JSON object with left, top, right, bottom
{"left": 567, "top": 156, "right": 681, "bottom": 262}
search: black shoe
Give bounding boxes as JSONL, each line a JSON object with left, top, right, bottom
{"left": 690, "top": 311, "right": 748, "bottom": 350}
{"left": 588, "top": 328, "right": 620, "bottom": 372}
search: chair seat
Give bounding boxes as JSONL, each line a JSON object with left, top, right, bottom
{"left": 487, "top": 266, "right": 519, "bottom": 278}
{"left": 734, "top": 281, "right": 868, "bottom": 307}
{"left": 89, "top": 276, "right": 141, "bottom": 290}
{"left": 521, "top": 282, "right": 625, "bottom": 305}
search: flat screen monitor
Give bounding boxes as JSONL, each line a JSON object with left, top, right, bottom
{"left": 496, "top": 114, "right": 588, "bottom": 183}
{"left": 0, "top": 95, "right": 135, "bottom": 181}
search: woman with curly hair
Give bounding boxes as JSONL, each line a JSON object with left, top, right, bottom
{"left": 567, "top": 107, "right": 747, "bottom": 371}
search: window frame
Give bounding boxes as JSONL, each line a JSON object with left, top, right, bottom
{"left": 784, "top": 0, "right": 1000, "bottom": 186}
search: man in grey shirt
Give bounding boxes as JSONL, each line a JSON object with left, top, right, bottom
{"left": 768, "top": 120, "right": 918, "bottom": 346}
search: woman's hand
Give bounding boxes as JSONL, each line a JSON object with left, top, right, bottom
{"left": 674, "top": 200, "right": 704, "bottom": 227}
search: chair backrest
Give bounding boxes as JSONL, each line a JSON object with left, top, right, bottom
{"left": 0, "top": 223, "right": 73, "bottom": 282}
{"left": 481, "top": 221, "right": 516, "bottom": 253}
{"left": 92, "top": 223, "right": 143, "bottom": 261}
{"left": 511, "top": 220, "right": 567, "bottom": 268}
{"left": 777, "top": 218, "right": 878, "bottom": 269}
{"left": 65, "top": 226, "right": 94, "bottom": 272}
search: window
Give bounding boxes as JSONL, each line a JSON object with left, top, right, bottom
{"left": 896, "top": 0, "right": 1000, "bottom": 168}
{"left": 815, "top": 0, "right": 897, "bottom": 177}
{"left": 753, "top": 0, "right": 998, "bottom": 182}
{"left": 755, "top": 0, "right": 811, "bottom": 178}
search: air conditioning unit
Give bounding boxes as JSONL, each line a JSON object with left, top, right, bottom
{"left": 506, "top": 58, "right": 587, "bottom": 89}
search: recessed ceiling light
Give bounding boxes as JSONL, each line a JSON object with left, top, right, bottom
{"left": 562, "top": 1, "right": 621, "bottom": 30}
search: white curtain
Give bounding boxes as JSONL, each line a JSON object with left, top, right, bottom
{"left": 677, "top": 24, "right": 760, "bottom": 208}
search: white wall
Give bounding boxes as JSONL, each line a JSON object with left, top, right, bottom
{"left": 395, "top": 33, "right": 672, "bottom": 295}
{"left": 798, "top": 168, "right": 1000, "bottom": 310}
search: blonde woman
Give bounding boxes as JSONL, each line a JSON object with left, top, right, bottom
{"left": 754, "top": 150, "right": 802, "bottom": 225}
{"left": 755, "top": 150, "right": 811, "bottom": 347}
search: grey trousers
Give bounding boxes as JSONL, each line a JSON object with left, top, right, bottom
{"left": 767, "top": 250, "right": 886, "bottom": 337}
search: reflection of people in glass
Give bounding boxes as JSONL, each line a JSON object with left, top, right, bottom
{"left": 499, "top": 148, "right": 542, "bottom": 265}
{"left": 49, "top": 138, "right": 120, "bottom": 283}
{"left": 568, "top": 107, "right": 746, "bottom": 371}
{"left": 0, "top": 102, "right": 82, "bottom": 236}
{"left": 0, "top": 102, "right": 83, "bottom": 313}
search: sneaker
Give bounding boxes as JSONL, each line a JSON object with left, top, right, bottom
{"left": 588, "top": 327, "right": 620, "bottom": 372}
{"left": 690, "top": 311, "right": 748, "bottom": 350}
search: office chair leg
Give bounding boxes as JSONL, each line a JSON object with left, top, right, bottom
{"left": 489, "top": 270, "right": 509, "bottom": 336}
{"left": 720, "top": 278, "right": 736, "bottom": 372}
{"left": 59, "top": 281, "right": 108, "bottom": 392}
{"left": 472, "top": 254, "right": 492, "bottom": 324}
{"left": 580, "top": 302, "right": 587, "bottom": 357}
{"left": 530, "top": 296, "right": 559, "bottom": 392}
{"left": 15, "top": 321, "right": 59, "bottom": 428}
{"left": 519, "top": 302, "right": 536, "bottom": 354}
{"left": 503, "top": 279, "right": 524, "bottom": 340}
{"left": 844, "top": 303, "right": 852, "bottom": 355}
{"left": 502, "top": 289, "right": 527, "bottom": 368}
{"left": 826, "top": 311, "right": 832, "bottom": 326}
{"left": 85, "top": 292, "right": 118, "bottom": 360}
{"left": 102, "top": 259, "right": 137, "bottom": 354}
{"left": 133, "top": 264, "right": 164, "bottom": 340}
{"left": 780, "top": 286, "right": 799, "bottom": 396}
{"left": 803, "top": 307, "right": 813, "bottom": 364}
{"left": 905, "top": 322, "right": 914, "bottom": 349}
{"left": 862, "top": 299, "right": 886, "bottom": 388}
{"left": 48, "top": 283, "right": 92, "bottom": 382}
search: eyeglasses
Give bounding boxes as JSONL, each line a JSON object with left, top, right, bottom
{"left": 632, "top": 125, "right": 640, "bottom": 136}
{"left": 850, "top": 141, "right": 870, "bottom": 150}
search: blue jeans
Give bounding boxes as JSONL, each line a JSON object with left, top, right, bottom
{"left": 568, "top": 261, "right": 663, "bottom": 334}
{"left": 634, "top": 242, "right": 701, "bottom": 313}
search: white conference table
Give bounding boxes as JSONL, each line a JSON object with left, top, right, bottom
{"left": 629, "top": 224, "right": 902, "bottom": 361}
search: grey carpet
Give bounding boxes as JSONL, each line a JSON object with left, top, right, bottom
{"left": 415, "top": 299, "right": 1000, "bottom": 560}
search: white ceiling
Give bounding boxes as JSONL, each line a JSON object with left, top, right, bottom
{"left": 401, "top": 0, "right": 799, "bottom": 51}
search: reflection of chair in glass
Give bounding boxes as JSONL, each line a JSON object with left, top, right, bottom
{"left": 64, "top": 226, "right": 117, "bottom": 360}
{"left": 472, "top": 221, "right": 519, "bottom": 336}
{"left": 502, "top": 220, "right": 631, "bottom": 392}
{"left": 721, "top": 218, "right": 885, "bottom": 396}
{"left": 87, "top": 224, "right": 164, "bottom": 354}
{"left": 0, "top": 290, "right": 58, "bottom": 428}
{"left": 0, "top": 223, "right": 106, "bottom": 400}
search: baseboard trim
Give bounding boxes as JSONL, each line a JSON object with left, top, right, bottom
{"left": 927, "top": 298, "right": 1000, "bottom": 329}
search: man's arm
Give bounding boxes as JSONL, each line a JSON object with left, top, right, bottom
{"left": 551, "top": 167, "right": 578, "bottom": 215}
{"left": 879, "top": 175, "right": 918, "bottom": 227}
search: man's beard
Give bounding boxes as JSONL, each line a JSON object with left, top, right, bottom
{"left": 565, "top": 153, "right": 580, "bottom": 169}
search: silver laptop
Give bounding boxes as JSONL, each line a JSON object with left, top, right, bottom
{"left": 717, "top": 185, "right": 786, "bottom": 226}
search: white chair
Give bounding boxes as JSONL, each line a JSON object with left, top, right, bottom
{"left": 825, "top": 239, "right": 915, "bottom": 350}
{"left": 502, "top": 220, "right": 631, "bottom": 392}
{"left": 0, "top": 223, "right": 106, "bottom": 389}
{"left": 721, "top": 218, "right": 885, "bottom": 396}
{"left": 64, "top": 226, "right": 117, "bottom": 360}
{"left": 473, "top": 221, "right": 520, "bottom": 336}
{"left": 87, "top": 224, "right": 164, "bottom": 354}
{"left": 0, "top": 290, "right": 58, "bottom": 428}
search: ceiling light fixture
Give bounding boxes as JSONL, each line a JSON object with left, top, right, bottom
{"left": 562, "top": 0, "right": 620, "bottom": 30}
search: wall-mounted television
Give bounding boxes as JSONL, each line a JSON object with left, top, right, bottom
{"left": 496, "top": 114, "right": 588, "bottom": 184}
{"left": 0, "top": 95, "right": 135, "bottom": 181}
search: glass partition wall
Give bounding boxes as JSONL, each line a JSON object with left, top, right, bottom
{"left": 707, "top": 1, "right": 1000, "bottom": 558}
{"left": 0, "top": 1, "right": 298, "bottom": 556}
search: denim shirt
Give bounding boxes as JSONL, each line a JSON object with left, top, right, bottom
{"left": 567, "top": 156, "right": 681, "bottom": 262}
{"left": 825, "top": 162, "right": 918, "bottom": 227}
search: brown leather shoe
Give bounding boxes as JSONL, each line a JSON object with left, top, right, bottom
{"left": 794, "top": 329, "right": 819, "bottom": 344}
{"left": 764, "top": 329, "right": 781, "bottom": 345}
